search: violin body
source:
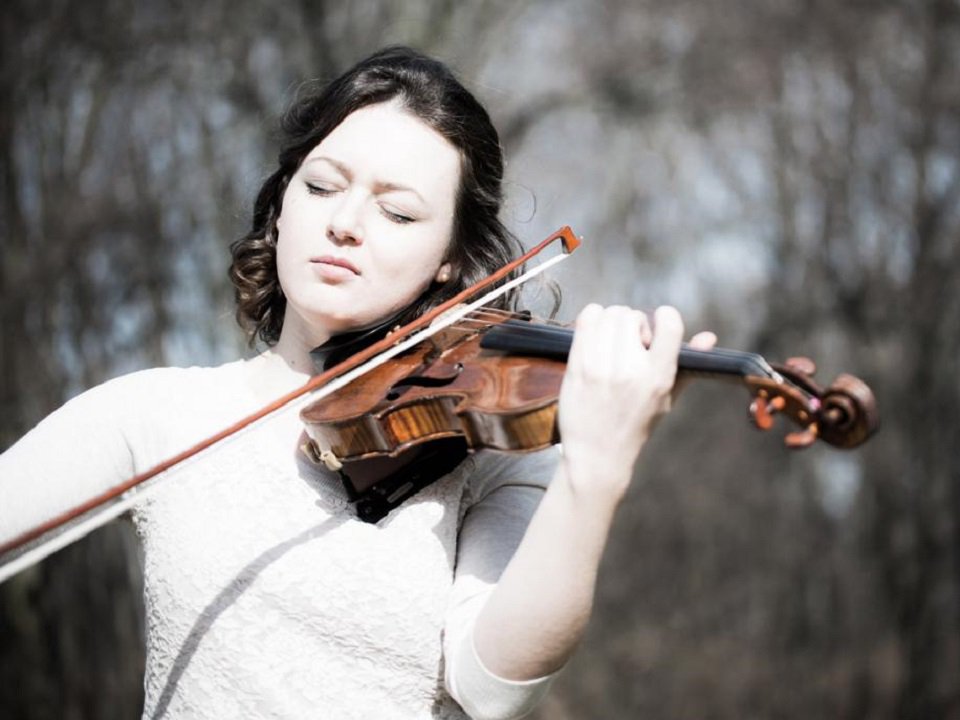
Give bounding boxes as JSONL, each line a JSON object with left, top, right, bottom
{"left": 300, "top": 317, "right": 563, "bottom": 466}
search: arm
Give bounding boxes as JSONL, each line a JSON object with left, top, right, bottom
{"left": 470, "top": 305, "right": 713, "bottom": 683}
{"left": 0, "top": 376, "right": 138, "bottom": 545}
{"left": 0, "top": 366, "right": 215, "bottom": 547}
{"left": 443, "top": 451, "right": 559, "bottom": 720}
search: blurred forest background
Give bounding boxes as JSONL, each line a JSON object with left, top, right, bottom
{"left": 1, "top": 0, "right": 958, "bottom": 718}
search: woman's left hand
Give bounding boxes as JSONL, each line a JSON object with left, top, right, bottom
{"left": 556, "top": 304, "right": 715, "bottom": 503}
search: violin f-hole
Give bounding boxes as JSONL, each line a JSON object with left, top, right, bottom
{"left": 384, "top": 362, "right": 464, "bottom": 400}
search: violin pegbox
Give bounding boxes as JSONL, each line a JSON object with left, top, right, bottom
{"left": 744, "top": 356, "right": 879, "bottom": 450}
{"left": 746, "top": 379, "right": 821, "bottom": 449}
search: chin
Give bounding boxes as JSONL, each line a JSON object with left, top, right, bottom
{"left": 290, "top": 291, "right": 412, "bottom": 338}
{"left": 309, "top": 308, "right": 384, "bottom": 337}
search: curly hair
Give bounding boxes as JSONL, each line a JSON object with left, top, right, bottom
{"left": 228, "top": 46, "right": 524, "bottom": 347}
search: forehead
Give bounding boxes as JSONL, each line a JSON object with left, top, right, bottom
{"left": 304, "top": 102, "right": 461, "bottom": 198}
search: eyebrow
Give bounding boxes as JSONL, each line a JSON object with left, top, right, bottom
{"left": 304, "top": 156, "right": 426, "bottom": 203}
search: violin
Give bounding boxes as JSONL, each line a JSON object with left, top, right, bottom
{"left": 0, "top": 226, "right": 879, "bottom": 578}
{"left": 299, "top": 307, "right": 879, "bottom": 523}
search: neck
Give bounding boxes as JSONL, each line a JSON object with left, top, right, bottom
{"left": 245, "top": 318, "right": 326, "bottom": 401}
{"left": 273, "top": 330, "right": 326, "bottom": 377}
{"left": 272, "top": 310, "right": 334, "bottom": 373}
{"left": 479, "top": 319, "right": 780, "bottom": 381}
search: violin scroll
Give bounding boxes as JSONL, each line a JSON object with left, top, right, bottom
{"left": 746, "top": 356, "right": 879, "bottom": 450}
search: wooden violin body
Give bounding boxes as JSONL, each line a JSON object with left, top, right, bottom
{"left": 299, "top": 316, "right": 567, "bottom": 522}
{"left": 300, "top": 321, "right": 564, "bottom": 462}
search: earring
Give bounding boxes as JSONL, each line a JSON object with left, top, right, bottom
{"left": 436, "top": 266, "right": 451, "bottom": 283}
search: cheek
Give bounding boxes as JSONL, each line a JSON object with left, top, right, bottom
{"left": 273, "top": 226, "right": 300, "bottom": 292}
{"left": 274, "top": 190, "right": 309, "bottom": 245}
{"left": 274, "top": 204, "right": 299, "bottom": 247}
{"left": 387, "top": 231, "right": 450, "bottom": 284}
{"left": 274, "top": 201, "right": 310, "bottom": 266}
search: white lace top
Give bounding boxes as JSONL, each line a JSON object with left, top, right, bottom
{"left": 0, "top": 361, "right": 559, "bottom": 719}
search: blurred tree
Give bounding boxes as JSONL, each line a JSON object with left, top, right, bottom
{"left": 524, "top": 0, "right": 960, "bottom": 718}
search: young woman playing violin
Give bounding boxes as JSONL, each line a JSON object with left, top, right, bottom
{"left": 0, "top": 47, "right": 716, "bottom": 719}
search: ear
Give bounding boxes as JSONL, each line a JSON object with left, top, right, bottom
{"left": 434, "top": 262, "right": 452, "bottom": 283}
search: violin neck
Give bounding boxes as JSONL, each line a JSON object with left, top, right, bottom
{"left": 480, "top": 320, "right": 776, "bottom": 381}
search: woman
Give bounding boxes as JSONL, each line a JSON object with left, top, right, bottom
{"left": 0, "top": 47, "right": 714, "bottom": 719}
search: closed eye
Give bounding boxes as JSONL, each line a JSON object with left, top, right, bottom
{"left": 381, "top": 206, "right": 415, "bottom": 225}
{"left": 305, "top": 181, "right": 337, "bottom": 196}
{"left": 305, "top": 179, "right": 415, "bottom": 224}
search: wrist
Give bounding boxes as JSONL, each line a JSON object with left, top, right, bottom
{"left": 556, "top": 445, "right": 636, "bottom": 510}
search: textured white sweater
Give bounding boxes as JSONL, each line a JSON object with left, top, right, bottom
{"left": 0, "top": 361, "right": 558, "bottom": 719}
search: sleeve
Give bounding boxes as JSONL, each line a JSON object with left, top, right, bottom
{"left": 443, "top": 447, "right": 562, "bottom": 720}
{"left": 0, "top": 369, "right": 181, "bottom": 546}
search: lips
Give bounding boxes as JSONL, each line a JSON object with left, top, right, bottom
{"left": 311, "top": 255, "right": 360, "bottom": 275}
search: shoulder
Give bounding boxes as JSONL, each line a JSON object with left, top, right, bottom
{"left": 95, "top": 360, "right": 245, "bottom": 397}
{"left": 49, "top": 360, "right": 251, "bottom": 446}
{"left": 77, "top": 360, "right": 247, "bottom": 417}
{"left": 77, "top": 360, "right": 255, "bottom": 470}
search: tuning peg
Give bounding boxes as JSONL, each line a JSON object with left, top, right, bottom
{"left": 783, "top": 356, "right": 817, "bottom": 377}
{"left": 785, "top": 423, "right": 819, "bottom": 448}
{"left": 750, "top": 394, "right": 786, "bottom": 430}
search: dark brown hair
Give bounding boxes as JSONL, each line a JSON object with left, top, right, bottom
{"left": 229, "top": 46, "right": 523, "bottom": 346}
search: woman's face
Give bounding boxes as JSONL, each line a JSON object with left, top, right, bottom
{"left": 275, "top": 100, "right": 459, "bottom": 345}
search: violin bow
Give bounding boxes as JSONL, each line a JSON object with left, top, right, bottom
{"left": 0, "top": 227, "right": 582, "bottom": 583}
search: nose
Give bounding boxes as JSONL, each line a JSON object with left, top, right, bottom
{"left": 327, "top": 193, "right": 364, "bottom": 246}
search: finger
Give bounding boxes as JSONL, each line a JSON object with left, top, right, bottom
{"left": 605, "top": 306, "right": 644, "bottom": 364}
{"left": 688, "top": 331, "right": 717, "bottom": 350}
{"left": 571, "top": 303, "right": 603, "bottom": 349}
{"left": 568, "top": 303, "right": 604, "bottom": 373}
{"left": 637, "top": 311, "right": 653, "bottom": 348}
{"left": 646, "top": 307, "right": 684, "bottom": 394}
{"left": 650, "top": 306, "right": 684, "bottom": 359}
{"left": 576, "top": 303, "right": 604, "bottom": 326}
